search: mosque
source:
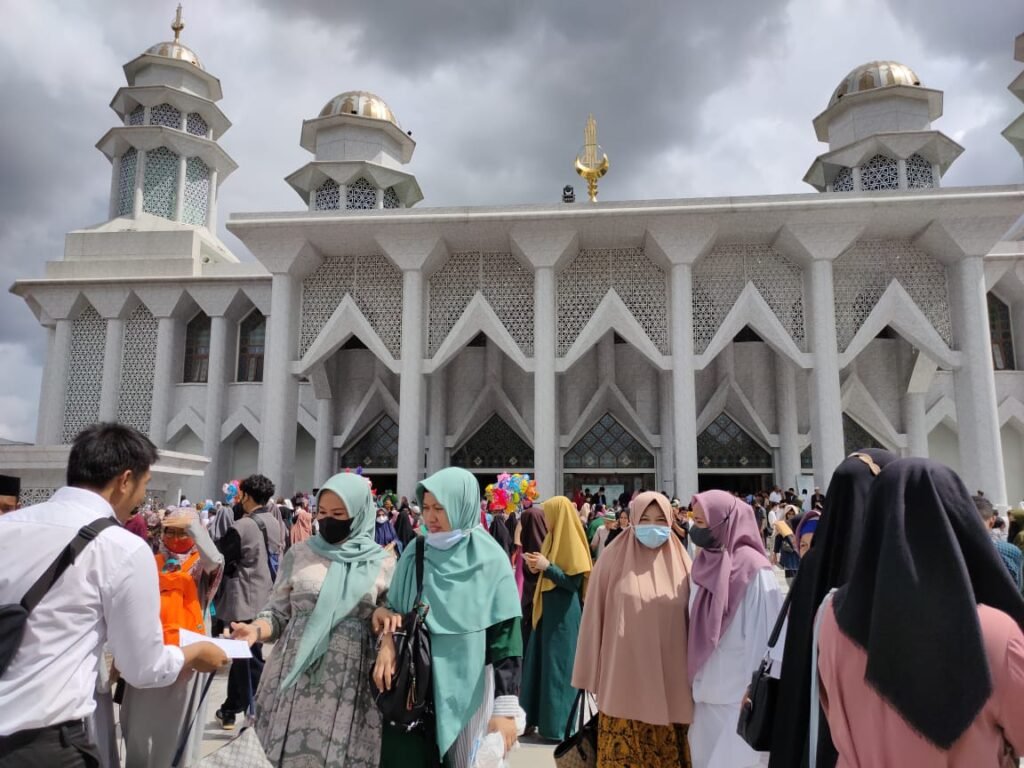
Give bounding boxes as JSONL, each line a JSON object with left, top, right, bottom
{"left": 5, "top": 11, "right": 1024, "bottom": 507}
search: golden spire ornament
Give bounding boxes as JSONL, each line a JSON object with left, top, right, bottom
{"left": 171, "top": 4, "right": 185, "bottom": 42}
{"left": 575, "top": 114, "right": 609, "bottom": 202}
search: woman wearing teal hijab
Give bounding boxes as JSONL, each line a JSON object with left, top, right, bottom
{"left": 373, "top": 467, "right": 523, "bottom": 768}
{"left": 230, "top": 473, "right": 392, "bottom": 767}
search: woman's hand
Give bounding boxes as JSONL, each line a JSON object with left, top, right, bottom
{"left": 229, "top": 620, "right": 265, "bottom": 647}
{"left": 523, "top": 553, "right": 550, "bottom": 573}
{"left": 371, "top": 607, "right": 403, "bottom": 636}
{"left": 373, "top": 635, "right": 397, "bottom": 693}
{"left": 488, "top": 716, "right": 518, "bottom": 754}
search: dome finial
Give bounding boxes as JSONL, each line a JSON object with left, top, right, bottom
{"left": 171, "top": 4, "right": 185, "bottom": 43}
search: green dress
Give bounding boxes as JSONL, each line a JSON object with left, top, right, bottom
{"left": 380, "top": 617, "right": 523, "bottom": 768}
{"left": 520, "top": 564, "right": 584, "bottom": 739}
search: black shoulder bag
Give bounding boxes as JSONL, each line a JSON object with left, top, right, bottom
{"left": 736, "top": 586, "right": 794, "bottom": 751}
{"left": 0, "top": 517, "right": 118, "bottom": 675}
{"left": 372, "top": 538, "right": 433, "bottom": 731}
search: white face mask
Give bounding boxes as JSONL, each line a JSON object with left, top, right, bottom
{"left": 425, "top": 529, "right": 465, "bottom": 550}
{"left": 376, "top": 515, "right": 388, "bottom": 523}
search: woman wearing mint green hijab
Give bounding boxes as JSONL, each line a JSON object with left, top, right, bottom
{"left": 373, "top": 467, "right": 524, "bottom": 768}
{"left": 230, "top": 472, "right": 392, "bottom": 767}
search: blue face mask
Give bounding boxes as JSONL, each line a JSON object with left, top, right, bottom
{"left": 425, "top": 529, "right": 465, "bottom": 550}
{"left": 634, "top": 524, "right": 671, "bottom": 549}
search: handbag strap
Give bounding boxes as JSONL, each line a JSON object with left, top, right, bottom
{"left": 766, "top": 583, "right": 794, "bottom": 650}
{"left": 808, "top": 589, "right": 837, "bottom": 768}
{"left": 171, "top": 672, "right": 216, "bottom": 767}
{"left": 562, "top": 688, "right": 586, "bottom": 742}
{"left": 21, "top": 517, "right": 117, "bottom": 613}
{"left": 414, "top": 537, "right": 426, "bottom": 603}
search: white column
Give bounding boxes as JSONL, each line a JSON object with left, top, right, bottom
{"left": 533, "top": 267, "right": 558, "bottom": 498}
{"left": 953, "top": 256, "right": 1007, "bottom": 502}
{"left": 132, "top": 149, "right": 145, "bottom": 215}
{"left": 148, "top": 316, "right": 177, "bottom": 446}
{"left": 897, "top": 158, "right": 908, "bottom": 190}
{"left": 807, "top": 259, "right": 845, "bottom": 487}
{"left": 375, "top": 187, "right": 385, "bottom": 210}
{"left": 427, "top": 367, "right": 447, "bottom": 474}
{"left": 776, "top": 356, "right": 800, "bottom": 488}
{"left": 670, "top": 263, "right": 699, "bottom": 498}
{"left": 904, "top": 392, "right": 928, "bottom": 457}
{"left": 206, "top": 168, "right": 219, "bottom": 229}
{"left": 37, "top": 320, "right": 72, "bottom": 444}
{"left": 202, "top": 315, "right": 230, "bottom": 499}
{"left": 658, "top": 370, "right": 675, "bottom": 497}
{"left": 174, "top": 154, "right": 187, "bottom": 221}
{"left": 315, "top": 396, "right": 336, "bottom": 486}
{"left": 98, "top": 318, "right": 125, "bottom": 422}
{"left": 397, "top": 270, "right": 426, "bottom": 494}
{"left": 852, "top": 166, "right": 863, "bottom": 192}
{"left": 259, "top": 274, "right": 301, "bottom": 494}
{"left": 931, "top": 163, "right": 942, "bottom": 188}
{"left": 108, "top": 155, "right": 121, "bottom": 219}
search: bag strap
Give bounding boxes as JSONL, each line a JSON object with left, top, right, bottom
{"left": 171, "top": 671, "right": 216, "bottom": 767}
{"left": 414, "top": 537, "right": 426, "bottom": 602}
{"left": 252, "top": 513, "right": 271, "bottom": 555}
{"left": 766, "top": 583, "right": 795, "bottom": 649}
{"left": 562, "top": 688, "right": 586, "bottom": 742}
{"left": 20, "top": 517, "right": 118, "bottom": 613}
{"left": 808, "top": 588, "right": 837, "bottom": 768}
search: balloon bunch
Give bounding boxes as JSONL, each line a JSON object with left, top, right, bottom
{"left": 485, "top": 472, "right": 539, "bottom": 514}
{"left": 222, "top": 479, "right": 240, "bottom": 505}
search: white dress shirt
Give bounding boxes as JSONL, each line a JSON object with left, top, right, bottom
{"left": 0, "top": 487, "right": 184, "bottom": 735}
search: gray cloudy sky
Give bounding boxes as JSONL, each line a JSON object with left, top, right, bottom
{"left": 1, "top": 0, "right": 1022, "bottom": 441}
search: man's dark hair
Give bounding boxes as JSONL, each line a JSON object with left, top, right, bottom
{"left": 240, "top": 474, "right": 275, "bottom": 505}
{"left": 67, "top": 423, "right": 158, "bottom": 489}
{"left": 973, "top": 495, "right": 995, "bottom": 520}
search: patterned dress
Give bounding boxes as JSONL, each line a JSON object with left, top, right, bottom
{"left": 254, "top": 541, "right": 396, "bottom": 768}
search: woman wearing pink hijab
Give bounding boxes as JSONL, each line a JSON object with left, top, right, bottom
{"left": 573, "top": 491, "right": 695, "bottom": 767}
{"left": 687, "top": 490, "right": 783, "bottom": 768}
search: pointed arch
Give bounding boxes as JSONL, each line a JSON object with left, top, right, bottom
{"left": 295, "top": 294, "right": 400, "bottom": 376}
{"left": 449, "top": 383, "right": 533, "bottom": 450}
{"left": 166, "top": 406, "right": 206, "bottom": 445}
{"left": 840, "top": 374, "right": 904, "bottom": 450}
{"left": 696, "top": 412, "right": 773, "bottom": 470}
{"left": 696, "top": 378, "right": 777, "bottom": 449}
{"left": 339, "top": 414, "right": 400, "bottom": 470}
{"left": 221, "top": 405, "right": 262, "bottom": 442}
{"left": 557, "top": 290, "right": 670, "bottom": 372}
{"left": 563, "top": 413, "right": 656, "bottom": 471}
{"left": 565, "top": 381, "right": 658, "bottom": 451}
{"left": 336, "top": 380, "right": 400, "bottom": 449}
{"left": 426, "top": 292, "right": 533, "bottom": 373}
{"left": 451, "top": 414, "right": 534, "bottom": 471}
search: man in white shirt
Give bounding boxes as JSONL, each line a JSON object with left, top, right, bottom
{"left": 0, "top": 423, "right": 229, "bottom": 767}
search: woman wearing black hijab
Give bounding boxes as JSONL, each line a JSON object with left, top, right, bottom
{"left": 393, "top": 503, "right": 417, "bottom": 549}
{"left": 818, "top": 459, "right": 1024, "bottom": 765}
{"left": 489, "top": 510, "right": 515, "bottom": 558}
{"left": 769, "top": 448, "right": 897, "bottom": 768}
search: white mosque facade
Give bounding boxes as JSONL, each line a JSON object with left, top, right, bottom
{"left": 6, "top": 24, "right": 1024, "bottom": 507}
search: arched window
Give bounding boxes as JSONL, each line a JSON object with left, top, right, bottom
{"left": 314, "top": 179, "right": 340, "bottom": 210}
{"left": 859, "top": 154, "right": 899, "bottom": 191}
{"left": 696, "top": 413, "right": 772, "bottom": 469}
{"left": 451, "top": 414, "right": 534, "bottom": 470}
{"left": 346, "top": 177, "right": 377, "bottom": 209}
{"left": 237, "top": 311, "right": 266, "bottom": 382}
{"left": 186, "top": 112, "right": 208, "bottom": 137}
{"left": 143, "top": 147, "right": 179, "bottom": 219}
{"left": 564, "top": 413, "right": 655, "bottom": 469}
{"left": 183, "top": 313, "right": 211, "bottom": 383}
{"left": 340, "top": 415, "right": 399, "bottom": 469}
{"left": 832, "top": 166, "right": 854, "bottom": 192}
{"left": 383, "top": 186, "right": 401, "bottom": 209}
{"left": 150, "top": 102, "right": 182, "bottom": 129}
{"left": 117, "top": 147, "right": 137, "bottom": 216}
{"left": 989, "top": 293, "right": 1015, "bottom": 370}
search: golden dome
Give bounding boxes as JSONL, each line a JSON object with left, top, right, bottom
{"left": 319, "top": 90, "right": 400, "bottom": 127}
{"left": 144, "top": 41, "right": 203, "bottom": 70}
{"left": 829, "top": 61, "right": 921, "bottom": 107}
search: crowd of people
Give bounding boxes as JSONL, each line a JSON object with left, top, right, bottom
{"left": 3, "top": 424, "right": 1024, "bottom": 768}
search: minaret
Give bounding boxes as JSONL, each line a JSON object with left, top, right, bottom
{"left": 286, "top": 90, "right": 422, "bottom": 210}
{"left": 1002, "top": 34, "right": 1024, "bottom": 171}
{"left": 95, "top": 5, "right": 237, "bottom": 231}
{"left": 804, "top": 61, "right": 963, "bottom": 192}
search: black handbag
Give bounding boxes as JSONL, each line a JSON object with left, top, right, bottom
{"left": 373, "top": 538, "right": 433, "bottom": 731}
{"left": 736, "top": 586, "right": 794, "bottom": 751}
{"left": 0, "top": 517, "right": 116, "bottom": 676}
{"left": 553, "top": 689, "right": 598, "bottom": 768}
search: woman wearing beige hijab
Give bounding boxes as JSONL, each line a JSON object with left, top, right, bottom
{"left": 572, "top": 491, "right": 694, "bottom": 767}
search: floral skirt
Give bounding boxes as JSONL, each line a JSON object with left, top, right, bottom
{"left": 597, "top": 713, "right": 691, "bottom": 768}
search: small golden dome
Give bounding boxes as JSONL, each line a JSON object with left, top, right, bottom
{"left": 319, "top": 90, "right": 400, "bottom": 127}
{"left": 144, "top": 41, "right": 203, "bottom": 70}
{"left": 829, "top": 61, "right": 921, "bottom": 107}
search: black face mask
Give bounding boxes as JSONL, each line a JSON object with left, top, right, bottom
{"left": 690, "top": 513, "right": 731, "bottom": 550}
{"left": 319, "top": 517, "right": 353, "bottom": 544}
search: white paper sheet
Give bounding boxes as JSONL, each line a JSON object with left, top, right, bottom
{"left": 178, "top": 628, "right": 252, "bottom": 659}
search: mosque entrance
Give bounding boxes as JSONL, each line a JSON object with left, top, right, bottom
{"left": 695, "top": 413, "right": 774, "bottom": 497}
{"left": 697, "top": 472, "right": 773, "bottom": 496}
{"left": 562, "top": 413, "right": 658, "bottom": 502}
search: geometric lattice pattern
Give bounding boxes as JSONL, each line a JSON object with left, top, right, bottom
{"left": 833, "top": 240, "right": 951, "bottom": 349}
{"left": 128, "top": 105, "right": 145, "bottom": 126}
{"left": 988, "top": 293, "right": 1015, "bottom": 370}
{"left": 563, "top": 413, "right": 655, "bottom": 470}
{"left": 383, "top": 187, "right": 400, "bottom": 209}
{"left": 62, "top": 306, "right": 106, "bottom": 444}
{"left": 18, "top": 488, "right": 56, "bottom": 507}
{"left": 183, "top": 157, "right": 210, "bottom": 226}
{"left": 117, "top": 304, "right": 158, "bottom": 435}
{"left": 843, "top": 413, "right": 883, "bottom": 455}
{"left": 150, "top": 103, "right": 182, "bottom": 129}
{"left": 340, "top": 414, "right": 399, "bottom": 469}
{"left": 299, "top": 255, "right": 404, "bottom": 357}
{"left": 143, "top": 147, "right": 179, "bottom": 220}
{"left": 833, "top": 167, "right": 854, "bottom": 192}
{"left": 692, "top": 244, "right": 806, "bottom": 354}
{"left": 314, "top": 179, "right": 341, "bottom": 211}
{"left": 427, "top": 252, "right": 535, "bottom": 356}
{"left": 557, "top": 248, "right": 668, "bottom": 356}
{"left": 906, "top": 153, "right": 935, "bottom": 189}
{"left": 186, "top": 112, "right": 208, "bottom": 137}
{"left": 697, "top": 413, "right": 773, "bottom": 469}
{"left": 859, "top": 154, "right": 899, "bottom": 191}
{"left": 451, "top": 414, "right": 534, "bottom": 470}
{"left": 346, "top": 177, "right": 377, "bottom": 209}
{"left": 117, "top": 148, "right": 137, "bottom": 216}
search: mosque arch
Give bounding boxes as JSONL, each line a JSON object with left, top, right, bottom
{"left": 696, "top": 412, "right": 773, "bottom": 471}
{"left": 451, "top": 414, "right": 534, "bottom": 472}
{"left": 339, "top": 414, "right": 400, "bottom": 471}
{"left": 563, "top": 413, "right": 655, "bottom": 471}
